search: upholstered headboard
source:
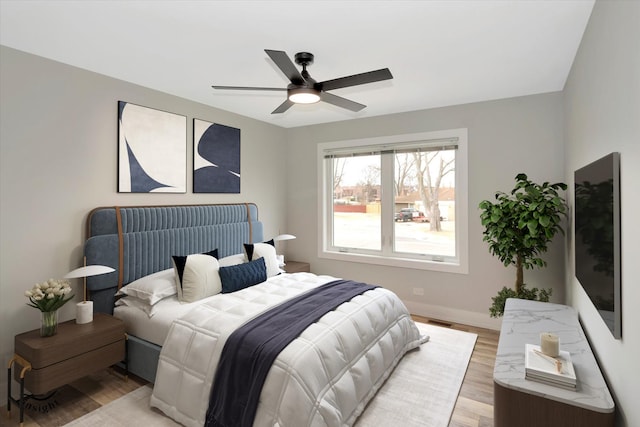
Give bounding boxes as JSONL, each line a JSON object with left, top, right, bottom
{"left": 84, "top": 203, "right": 263, "bottom": 314}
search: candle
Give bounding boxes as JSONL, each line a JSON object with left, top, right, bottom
{"left": 540, "top": 332, "right": 559, "bottom": 357}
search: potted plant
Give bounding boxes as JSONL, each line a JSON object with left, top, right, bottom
{"left": 479, "top": 173, "right": 568, "bottom": 317}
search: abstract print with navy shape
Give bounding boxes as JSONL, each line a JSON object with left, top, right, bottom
{"left": 193, "top": 119, "right": 240, "bottom": 193}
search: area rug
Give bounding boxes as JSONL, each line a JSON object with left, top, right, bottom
{"left": 64, "top": 322, "right": 477, "bottom": 427}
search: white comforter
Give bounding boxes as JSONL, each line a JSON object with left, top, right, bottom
{"left": 150, "top": 272, "right": 425, "bottom": 427}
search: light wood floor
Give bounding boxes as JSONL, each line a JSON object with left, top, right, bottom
{"left": 2, "top": 317, "right": 499, "bottom": 427}
{"left": 414, "top": 316, "right": 499, "bottom": 427}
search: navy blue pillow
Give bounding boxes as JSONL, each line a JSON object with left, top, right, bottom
{"left": 219, "top": 257, "right": 267, "bottom": 293}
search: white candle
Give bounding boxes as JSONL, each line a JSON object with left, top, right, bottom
{"left": 76, "top": 301, "right": 94, "bottom": 324}
{"left": 540, "top": 332, "right": 559, "bottom": 357}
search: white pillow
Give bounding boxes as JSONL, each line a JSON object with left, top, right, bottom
{"left": 115, "top": 295, "right": 177, "bottom": 317}
{"left": 115, "top": 268, "right": 176, "bottom": 305}
{"left": 244, "top": 241, "right": 280, "bottom": 278}
{"left": 218, "top": 253, "right": 246, "bottom": 267}
{"left": 172, "top": 253, "right": 222, "bottom": 302}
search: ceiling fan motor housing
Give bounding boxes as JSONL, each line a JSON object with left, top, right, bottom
{"left": 294, "top": 52, "right": 314, "bottom": 66}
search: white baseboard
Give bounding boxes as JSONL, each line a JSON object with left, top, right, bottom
{"left": 405, "top": 300, "right": 502, "bottom": 331}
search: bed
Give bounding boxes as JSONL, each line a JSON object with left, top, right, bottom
{"left": 84, "top": 203, "right": 426, "bottom": 427}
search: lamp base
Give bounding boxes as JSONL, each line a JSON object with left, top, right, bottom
{"left": 76, "top": 301, "right": 93, "bottom": 324}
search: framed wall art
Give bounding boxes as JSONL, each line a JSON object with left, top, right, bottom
{"left": 118, "top": 101, "right": 187, "bottom": 193}
{"left": 193, "top": 119, "right": 240, "bottom": 193}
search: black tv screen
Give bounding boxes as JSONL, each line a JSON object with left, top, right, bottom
{"left": 574, "top": 152, "right": 621, "bottom": 338}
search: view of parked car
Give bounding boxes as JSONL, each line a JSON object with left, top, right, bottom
{"left": 395, "top": 208, "right": 446, "bottom": 222}
{"left": 394, "top": 208, "right": 424, "bottom": 222}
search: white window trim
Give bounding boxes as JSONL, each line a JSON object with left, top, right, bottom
{"left": 317, "top": 128, "right": 468, "bottom": 274}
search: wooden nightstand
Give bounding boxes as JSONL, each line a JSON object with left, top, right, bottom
{"left": 283, "top": 261, "right": 310, "bottom": 273}
{"left": 8, "top": 313, "right": 125, "bottom": 425}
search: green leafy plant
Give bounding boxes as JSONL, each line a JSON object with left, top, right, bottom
{"left": 479, "top": 173, "right": 567, "bottom": 317}
{"left": 489, "top": 286, "right": 552, "bottom": 318}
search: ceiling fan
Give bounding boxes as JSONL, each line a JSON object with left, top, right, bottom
{"left": 212, "top": 49, "right": 393, "bottom": 114}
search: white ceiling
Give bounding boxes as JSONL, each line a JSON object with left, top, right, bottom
{"left": 0, "top": 0, "right": 594, "bottom": 129}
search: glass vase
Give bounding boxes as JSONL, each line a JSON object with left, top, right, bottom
{"left": 40, "top": 310, "right": 58, "bottom": 337}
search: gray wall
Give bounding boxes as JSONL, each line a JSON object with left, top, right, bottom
{"left": 0, "top": 46, "right": 288, "bottom": 402}
{"left": 285, "top": 92, "right": 566, "bottom": 329}
{"left": 563, "top": 1, "right": 640, "bottom": 425}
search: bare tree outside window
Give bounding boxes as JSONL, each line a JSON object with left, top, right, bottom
{"left": 395, "top": 153, "right": 415, "bottom": 197}
{"left": 333, "top": 158, "right": 346, "bottom": 195}
{"left": 358, "top": 165, "right": 380, "bottom": 203}
{"left": 413, "top": 151, "right": 455, "bottom": 231}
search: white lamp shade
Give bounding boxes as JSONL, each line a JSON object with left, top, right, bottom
{"left": 273, "top": 234, "right": 296, "bottom": 241}
{"left": 64, "top": 265, "right": 115, "bottom": 279}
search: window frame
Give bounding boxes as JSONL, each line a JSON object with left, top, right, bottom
{"left": 317, "top": 128, "right": 468, "bottom": 274}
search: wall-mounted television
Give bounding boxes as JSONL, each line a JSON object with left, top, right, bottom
{"left": 574, "top": 152, "right": 621, "bottom": 339}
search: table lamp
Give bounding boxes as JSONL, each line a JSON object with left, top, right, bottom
{"left": 64, "top": 260, "right": 114, "bottom": 324}
{"left": 273, "top": 234, "right": 296, "bottom": 267}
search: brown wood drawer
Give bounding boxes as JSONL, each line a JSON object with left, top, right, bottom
{"left": 14, "top": 313, "right": 124, "bottom": 368}
{"left": 494, "top": 380, "right": 614, "bottom": 427}
{"left": 24, "top": 340, "right": 124, "bottom": 394}
{"left": 13, "top": 313, "right": 126, "bottom": 394}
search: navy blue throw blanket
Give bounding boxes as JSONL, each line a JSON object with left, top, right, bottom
{"left": 205, "top": 279, "right": 378, "bottom": 427}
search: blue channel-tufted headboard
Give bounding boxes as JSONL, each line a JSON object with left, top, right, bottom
{"left": 84, "top": 203, "right": 263, "bottom": 314}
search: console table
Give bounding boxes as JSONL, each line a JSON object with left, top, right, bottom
{"left": 494, "top": 298, "right": 614, "bottom": 427}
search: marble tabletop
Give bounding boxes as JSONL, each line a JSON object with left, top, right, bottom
{"left": 494, "top": 298, "right": 614, "bottom": 413}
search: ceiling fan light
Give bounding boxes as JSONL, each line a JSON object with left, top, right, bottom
{"left": 288, "top": 88, "right": 320, "bottom": 104}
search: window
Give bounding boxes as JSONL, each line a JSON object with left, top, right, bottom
{"left": 318, "top": 129, "right": 468, "bottom": 274}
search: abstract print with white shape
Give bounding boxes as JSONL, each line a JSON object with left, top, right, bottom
{"left": 193, "top": 119, "right": 240, "bottom": 193}
{"left": 118, "top": 101, "right": 186, "bottom": 193}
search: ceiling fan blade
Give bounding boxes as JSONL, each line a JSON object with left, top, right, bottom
{"left": 272, "top": 99, "right": 295, "bottom": 114}
{"left": 319, "top": 68, "right": 393, "bottom": 91}
{"left": 212, "top": 85, "right": 286, "bottom": 91}
{"left": 320, "top": 92, "right": 366, "bottom": 112}
{"left": 265, "top": 49, "right": 305, "bottom": 84}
